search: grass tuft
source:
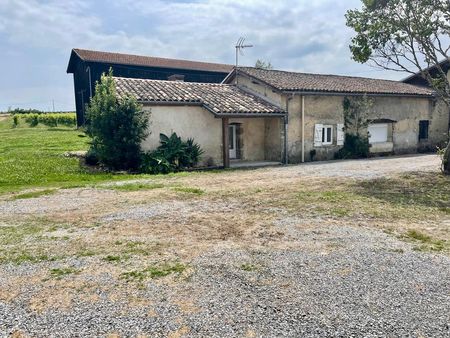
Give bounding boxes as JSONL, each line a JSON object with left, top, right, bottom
{"left": 12, "top": 189, "right": 57, "bottom": 200}
{"left": 49, "top": 267, "right": 79, "bottom": 279}
{"left": 173, "top": 187, "right": 204, "bottom": 195}
{"left": 240, "top": 263, "right": 259, "bottom": 272}
{"left": 110, "top": 182, "right": 164, "bottom": 192}
{"left": 121, "top": 262, "right": 186, "bottom": 282}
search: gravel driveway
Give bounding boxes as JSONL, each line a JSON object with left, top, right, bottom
{"left": 0, "top": 154, "right": 448, "bottom": 337}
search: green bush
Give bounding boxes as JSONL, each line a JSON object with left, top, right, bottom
{"left": 12, "top": 115, "right": 19, "bottom": 128}
{"left": 85, "top": 70, "right": 149, "bottom": 171}
{"left": 335, "top": 134, "right": 370, "bottom": 159}
{"left": 140, "top": 133, "right": 204, "bottom": 174}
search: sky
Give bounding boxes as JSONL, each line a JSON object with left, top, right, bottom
{"left": 0, "top": 0, "right": 405, "bottom": 112}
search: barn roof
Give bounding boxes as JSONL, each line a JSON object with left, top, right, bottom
{"left": 67, "top": 48, "right": 233, "bottom": 74}
{"left": 113, "top": 77, "right": 286, "bottom": 117}
{"left": 233, "top": 67, "right": 435, "bottom": 97}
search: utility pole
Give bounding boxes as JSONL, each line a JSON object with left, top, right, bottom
{"left": 52, "top": 100, "right": 55, "bottom": 113}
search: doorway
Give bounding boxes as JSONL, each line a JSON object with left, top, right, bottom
{"left": 229, "top": 124, "right": 237, "bottom": 159}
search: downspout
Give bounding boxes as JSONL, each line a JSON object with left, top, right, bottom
{"left": 284, "top": 94, "right": 294, "bottom": 164}
{"left": 284, "top": 116, "right": 288, "bottom": 164}
{"left": 301, "top": 95, "right": 305, "bottom": 163}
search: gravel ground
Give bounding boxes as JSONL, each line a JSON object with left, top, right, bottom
{"left": 0, "top": 154, "right": 448, "bottom": 337}
{"left": 1, "top": 226, "right": 449, "bottom": 337}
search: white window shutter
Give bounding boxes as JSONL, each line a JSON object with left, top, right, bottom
{"left": 337, "top": 123, "right": 345, "bottom": 146}
{"left": 314, "top": 124, "right": 323, "bottom": 147}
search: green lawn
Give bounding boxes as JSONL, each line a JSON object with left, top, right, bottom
{"left": 0, "top": 116, "right": 146, "bottom": 194}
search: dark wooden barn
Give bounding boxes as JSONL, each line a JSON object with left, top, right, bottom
{"left": 402, "top": 59, "right": 450, "bottom": 87}
{"left": 66, "top": 48, "right": 233, "bottom": 126}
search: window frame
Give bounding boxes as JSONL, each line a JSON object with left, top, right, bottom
{"left": 321, "top": 125, "right": 333, "bottom": 145}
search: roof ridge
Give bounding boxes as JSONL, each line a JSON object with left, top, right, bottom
{"left": 73, "top": 48, "right": 233, "bottom": 68}
{"left": 239, "top": 66, "right": 425, "bottom": 85}
{"left": 112, "top": 76, "right": 234, "bottom": 87}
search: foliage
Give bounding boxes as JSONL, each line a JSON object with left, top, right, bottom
{"left": 15, "top": 113, "right": 76, "bottom": 128}
{"left": 85, "top": 70, "right": 149, "bottom": 170}
{"left": 336, "top": 96, "right": 373, "bottom": 159}
{"left": 85, "top": 148, "right": 99, "bottom": 166}
{"left": 439, "top": 143, "right": 450, "bottom": 174}
{"left": 140, "top": 133, "right": 204, "bottom": 174}
{"left": 12, "top": 115, "right": 18, "bottom": 128}
{"left": 346, "top": 0, "right": 450, "bottom": 171}
{"left": 255, "top": 59, "right": 273, "bottom": 70}
{"left": 343, "top": 95, "right": 373, "bottom": 137}
{"left": 335, "top": 134, "right": 371, "bottom": 159}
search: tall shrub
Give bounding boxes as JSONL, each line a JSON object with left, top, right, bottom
{"left": 85, "top": 70, "right": 149, "bottom": 170}
{"left": 336, "top": 96, "right": 373, "bottom": 159}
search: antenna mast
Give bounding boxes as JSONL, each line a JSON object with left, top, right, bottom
{"left": 235, "top": 37, "right": 253, "bottom": 84}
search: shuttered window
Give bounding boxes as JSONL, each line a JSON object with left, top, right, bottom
{"left": 419, "top": 120, "right": 429, "bottom": 140}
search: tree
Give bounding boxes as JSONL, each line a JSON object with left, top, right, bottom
{"left": 255, "top": 59, "right": 273, "bottom": 70}
{"left": 85, "top": 70, "right": 149, "bottom": 170}
{"left": 346, "top": 0, "right": 450, "bottom": 173}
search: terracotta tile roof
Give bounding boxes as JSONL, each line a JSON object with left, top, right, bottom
{"left": 238, "top": 67, "right": 435, "bottom": 97}
{"left": 72, "top": 48, "right": 233, "bottom": 73}
{"left": 114, "top": 77, "right": 286, "bottom": 116}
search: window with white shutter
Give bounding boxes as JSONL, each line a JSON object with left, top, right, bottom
{"left": 314, "top": 124, "right": 323, "bottom": 147}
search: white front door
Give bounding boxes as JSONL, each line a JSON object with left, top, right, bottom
{"left": 229, "top": 124, "right": 237, "bottom": 159}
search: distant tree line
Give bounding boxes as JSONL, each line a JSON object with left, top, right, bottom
{"left": 2, "top": 108, "right": 75, "bottom": 115}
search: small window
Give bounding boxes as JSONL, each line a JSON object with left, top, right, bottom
{"left": 322, "top": 125, "right": 333, "bottom": 145}
{"left": 419, "top": 120, "right": 429, "bottom": 140}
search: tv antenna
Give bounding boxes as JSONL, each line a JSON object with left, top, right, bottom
{"left": 235, "top": 37, "right": 253, "bottom": 84}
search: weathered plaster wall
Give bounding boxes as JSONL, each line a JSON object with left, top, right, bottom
{"left": 298, "top": 95, "right": 449, "bottom": 161}
{"left": 265, "top": 118, "right": 283, "bottom": 161}
{"left": 236, "top": 76, "right": 283, "bottom": 107}
{"left": 141, "top": 105, "right": 223, "bottom": 166}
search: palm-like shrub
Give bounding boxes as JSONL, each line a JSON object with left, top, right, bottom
{"left": 140, "top": 133, "right": 204, "bottom": 174}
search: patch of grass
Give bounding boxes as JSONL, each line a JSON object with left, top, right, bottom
{"left": 0, "top": 118, "right": 155, "bottom": 194}
{"left": 121, "top": 262, "right": 186, "bottom": 282}
{"left": 173, "top": 187, "right": 205, "bottom": 195}
{"left": 405, "top": 229, "right": 432, "bottom": 242}
{"left": 403, "top": 229, "right": 447, "bottom": 252}
{"left": 12, "top": 189, "right": 57, "bottom": 200}
{"left": 109, "top": 182, "right": 164, "bottom": 192}
{"left": 49, "top": 267, "right": 79, "bottom": 279}
{"left": 358, "top": 172, "right": 450, "bottom": 210}
{"left": 103, "top": 255, "right": 125, "bottom": 262}
{"left": 0, "top": 249, "right": 62, "bottom": 265}
{"left": 0, "top": 224, "right": 43, "bottom": 245}
{"left": 240, "top": 263, "right": 258, "bottom": 272}
{"left": 76, "top": 249, "right": 96, "bottom": 258}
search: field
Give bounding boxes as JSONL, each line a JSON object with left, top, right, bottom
{"left": 0, "top": 116, "right": 147, "bottom": 194}
{"left": 0, "top": 117, "right": 449, "bottom": 337}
